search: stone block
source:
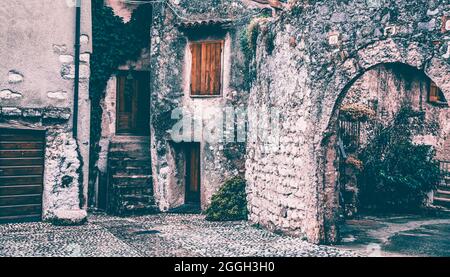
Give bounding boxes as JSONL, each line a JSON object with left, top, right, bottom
{"left": 59, "top": 55, "right": 74, "bottom": 64}
{"left": 43, "top": 107, "right": 71, "bottom": 120}
{"left": 8, "top": 71, "right": 24, "bottom": 84}
{"left": 21, "top": 108, "right": 43, "bottom": 118}
{"left": 0, "top": 89, "right": 22, "bottom": 100}
{"left": 1, "top": 107, "right": 22, "bottom": 116}
{"left": 47, "top": 90, "right": 68, "bottom": 100}
{"left": 52, "top": 209, "right": 88, "bottom": 226}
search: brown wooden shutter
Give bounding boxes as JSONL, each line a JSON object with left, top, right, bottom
{"left": 190, "top": 41, "right": 223, "bottom": 96}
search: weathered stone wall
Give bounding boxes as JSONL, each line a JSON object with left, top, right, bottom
{"left": 247, "top": 0, "right": 450, "bottom": 244}
{"left": 150, "top": 0, "right": 258, "bottom": 211}
{"left": 343, "top": 64, "right": 450, "bottom": 159}
{"left": 0, "top": 0, "right": 92, "bottom": 219}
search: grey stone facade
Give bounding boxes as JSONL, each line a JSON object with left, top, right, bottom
{"left": 0, "top": 0, "right": 92, "bottom": 220}
{"left": 246, "top": 0, "right": 450, "bottom": 244}
{"left": 96, "top": 0, "right": 259, "bottom": 212}
{"left": 148, "top": 0, "right": 259, "bottom": 211}
{"left": 2, "top": 0, "right": 449, "bottom": 247}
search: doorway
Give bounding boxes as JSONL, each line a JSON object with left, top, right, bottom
{"left": 0, "top": 128, "right": 45, "bottom": 223}
{"left": 185, "top": 143, "right": 201, "bottom": 206}
{"left": 116, "top": 71, "right": 150, "bottom": 136}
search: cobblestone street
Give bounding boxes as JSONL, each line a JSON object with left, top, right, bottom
{"left": 0, "top": 214, "right": 356, "bottom": 257}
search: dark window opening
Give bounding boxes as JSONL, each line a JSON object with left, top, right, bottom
{"left": 429, "top": 80, "right": 447, "bottom": 105}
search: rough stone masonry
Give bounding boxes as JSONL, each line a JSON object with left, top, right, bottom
{"left": 246, "top": 0, "right": 450, "bottom": 244}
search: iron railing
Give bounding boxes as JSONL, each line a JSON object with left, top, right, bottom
{"left": 338, "top": 120, "right": 361, "bottom": 153}
{"left": 439, "top": 160, "right": 450, "bottom": 179}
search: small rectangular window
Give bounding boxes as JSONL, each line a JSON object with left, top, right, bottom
{"left": 429, "top": 81, "right": 447, "bottom": 104}
{"left": 190, "top": 41, "right": 223, "bottom": 96}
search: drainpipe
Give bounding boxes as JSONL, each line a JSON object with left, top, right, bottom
{"left": 149, "top": 4, "right": 154, "bottom": 139}
{"left": 73, "top": 0, "right": 82, "bottom": 139}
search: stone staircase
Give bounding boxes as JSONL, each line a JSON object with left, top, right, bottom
{"left": 107, "top": 136, "right": 158, "bottom": 216}
{"left": 434, "top": 176, "right": 450, "bottom": 208}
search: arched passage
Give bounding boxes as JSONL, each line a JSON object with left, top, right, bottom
{"left": 318, "top": 41, "right": 450, "bottom": 243}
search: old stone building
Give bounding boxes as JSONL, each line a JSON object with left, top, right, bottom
{"left": 1, "top": 0, "right": 450, "bottom": 247}
{"left": 148, "top": 0, "right": 260, "bottom": 212}
{"left": 246, "top": 0, "right": 450, "bottom": 243}
{"left": 91, "top": 0, "right": 272, "bottom": 214}
{"left": 0, "top": 0, "right": 92, "bottom": 222}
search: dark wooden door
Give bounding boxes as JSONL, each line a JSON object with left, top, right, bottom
{"left": 185, "top": 143, "right": 201, "bottom": 205}
{"left": 116, "top": 71, "right": 150, "bottom": 135}
{"left": 0, "top": 128, "right": 45, "bottom": 222}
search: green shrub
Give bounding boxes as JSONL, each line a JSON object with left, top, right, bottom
{"left": 205, "top": 177, "right": 248, "bottom": 221}
{"left": 358, "top": 107, "right": 440, "bottom": 212}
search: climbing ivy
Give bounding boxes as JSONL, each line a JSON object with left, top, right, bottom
{"left": 240, "top": 20, "right": 260, "bottom": 91}
{"left": 240, "top": 16, "right": 272, "bottom": 91}
{"left": 89, "top": 2, "right": 153, "bottom": 188}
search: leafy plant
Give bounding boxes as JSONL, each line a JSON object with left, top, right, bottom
{"left": 358, "top": 106, "right": 440, "bottom": 212}
{"left": 205, "top": 177, "right": 248, "bottom": 221}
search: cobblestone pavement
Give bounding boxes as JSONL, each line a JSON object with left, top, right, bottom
{"left": 0, "top": 213, "right": 357, "bottom": 257}
{"left": 336, "top": 214, "right": 450, "bottom": 257}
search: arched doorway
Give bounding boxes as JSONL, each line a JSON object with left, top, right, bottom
{"left": 315, "top": 37, "right": 450, "bottom": 244}
{"left": 321, "top": 61, "right": 450, "bottom": 242}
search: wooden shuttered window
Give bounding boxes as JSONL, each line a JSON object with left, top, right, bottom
{"left": 429, "top": 81, "right": 447, "bottom": 104}
{"left": 190, "top": 41, "right": 223, "bottom": 96}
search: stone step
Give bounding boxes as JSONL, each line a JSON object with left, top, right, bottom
{"left": 121, "top": 203, "right": 159, "bottom": 216}
{"left": 111, "top": 174, "right": 153, "bottom": 188}
{"left": 110, "top": 142, "right": 150, "bottom": 150}
{"left": 109, "top": 157, "right": 152, "bottom": 165}
{"left": 437, "top": 189, "right": 450, "bottom": 195}
{"left": 122, "top": 194, "right": 155, "bottom": 203}
{"left": 109, "top": 138, "right": 150, "bottom": 154}
{"left": 107, "top": 137, "right": 155, "bottom": 216}
{"left": 435, "top": 190, "right": 450, "bottom": 200}
{"left": 439, "top": 181, "right": 450, "bottom": 188}
{"left": 110, "top": 166, "right": 152, "bottom": 176}
{"left": 434, "top": 197, "right": 450, "bottom": 208}
{"left": 111, "top": 136, "right": 150, "bottom": 143}
{"left": 110, "top": 138, "right": 149, "bottom": 146}
{"left": 109, "top": 150, "right": 150, "bottom": 159}
{"left": 434, "top": 197, "right": 450, "bottom": 203}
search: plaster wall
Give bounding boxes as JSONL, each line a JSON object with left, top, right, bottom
{"left": 0, "top": 0, "right": 92, "bottom": 218}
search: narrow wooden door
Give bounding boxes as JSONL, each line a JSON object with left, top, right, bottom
{"left": 116, "top": 72, "right": 150, "bottom": 135}
{"left": 185, "top": 143, "right": 201, "bottom": 205}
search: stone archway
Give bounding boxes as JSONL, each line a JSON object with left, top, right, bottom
{"left": 246, "top": 0, "right": 450, "bottom": 245}
{"left": 317, "top": 39, "right": 450, "bottom": 243}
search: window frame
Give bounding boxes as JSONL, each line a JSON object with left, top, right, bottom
{"left": 428, "top": 80, "right": 448, "bottom": 106}
{"left": 189, "top": 40, "right": 225, "bottom": 98}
